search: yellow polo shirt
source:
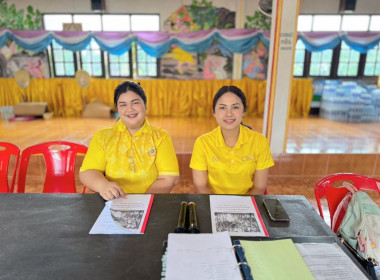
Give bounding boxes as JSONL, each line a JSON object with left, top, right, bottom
{"left": 190, "top": 125, "right": 274, "bottom": 194}
{"left": 80, "top": 120, "right": 179, "bottom": 193}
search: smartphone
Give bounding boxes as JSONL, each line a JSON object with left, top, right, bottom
{"left": 263, "top": 198, "right": 290, "bottom": 222}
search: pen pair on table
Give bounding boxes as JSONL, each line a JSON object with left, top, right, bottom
{"left": 174, "top": 201, "right": 200, "bottom": 233}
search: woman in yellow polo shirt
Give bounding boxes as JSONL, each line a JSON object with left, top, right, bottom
{"left": 80, "top": 81, "right": 179, "bottom": 200}
{"left": 190, "top": 85, "right": 274, "bottom": 195}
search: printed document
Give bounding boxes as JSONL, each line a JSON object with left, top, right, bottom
{"left": 210, "top": 195, "right": 268, "bottom": 236}
{"left": 166, "top": 231, "right": 241, "bottom": 280}
{"left": 89, "top": 194, "right": 154, "bottom": 234}
{"left": 295, "top": 243, "right": 368, "bottom": 280}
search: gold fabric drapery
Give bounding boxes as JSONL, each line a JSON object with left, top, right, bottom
{"left": 0, "top": 77, "right": 313, "bottom": 118}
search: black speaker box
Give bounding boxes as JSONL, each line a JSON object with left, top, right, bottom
{"left": 91, "top": 0, "right": 104, "bottom": 11}
{"left": 339, "top": 0, "right": 356, "bottom": 11}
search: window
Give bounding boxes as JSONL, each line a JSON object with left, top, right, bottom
{"left": 293, "top": 40, "right": 306, "bottom": 76}
{"left": 131, "top": 15, "right": 160, "bottom": 31}
{"left": 51, "top": 40, "right": 76, "bottom": 76}
{"left": 341, "top": 15, "right": 370, "bottom": 31}
{"left": 297, "top": 15, "right": 312, "bottom": 32}
{"left": 136, "top": 45, "right": 158, "bottom": 77}
{"left": 102, "top": 15, "right": 130, "bottom": 31}
{"left": 43, "top": 13, "right": 160, "bottom": 78}
{"left": 80, "top": 39, "right": 104, "bottom": 77}
{"left": 369, "top": 16, "right": 380, "bottom": 31}
{"left": 294, "top": 14, "right": 379, "bottom": 79}
{"left": 309, "top": 49, "right": 333, "bottom": 76}
{"left": 109, "top": 52, "right": 132, "bottom": 78}
{"left": 337, "top": 41, "right": 360, "bottom": 77}
{"left": 364, "top": 43, "right": 380, "bottom": 76}
{"left": 312, "top": 15, "right": 341, "bottom": 31}
{"left": 73, "top": 15, "right": 102, "bottom": 31}
{"left": 43, "top": 14, "right": 72, "bottom": 31}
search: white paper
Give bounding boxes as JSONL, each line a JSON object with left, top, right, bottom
{"left": 295, "top": 243, "right": 369, "bottom": 280}
{"left": 165, "top": 232, "right": 242, "bottom": 280}
{"left": 89, "top": 194, "right": 152, "bottom": 234}
{"left": 209, "top": 195, "right": 267, "bottom": 237}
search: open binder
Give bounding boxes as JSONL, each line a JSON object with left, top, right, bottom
{"left": 164, "top": 232, "right": 254, "bottom": 280}
{"left": 233, "top": 241, "right": 254, "bottom": 280}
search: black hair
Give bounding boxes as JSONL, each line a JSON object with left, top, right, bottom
{"left": 212, "top": 85, "right": 247, "bottom": 113}
{"left": 114, "top": 81, "right": 147, "bottom": 108}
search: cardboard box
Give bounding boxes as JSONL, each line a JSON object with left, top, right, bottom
{"left": 14, "top": 102, "right": 48, "bottom": 116}
{"left": 83, "top": 99, "right": 112, "bottom": 118}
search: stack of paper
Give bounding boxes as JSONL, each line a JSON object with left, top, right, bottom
{"left": 165, "top": 232, "right": 241, "bottom": 280}
{"left": 209, "top": 195, "right": 268, "bottom": 237}
{"left": 89, "top": 194, "right": 154, "bottom": 234}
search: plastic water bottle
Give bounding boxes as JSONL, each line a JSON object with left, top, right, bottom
{"left": 372, "top": 89, "right": 380, "bottom": 121}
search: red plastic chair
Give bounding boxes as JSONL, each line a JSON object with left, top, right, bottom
{"left": 0, "top": 142, "right": 20, "bottom": 193}
{"left": 314, "top": 173, "right": 380, "bottom": 232}
{"left": 17, "top": 141, "right": 88, "bottom": 193}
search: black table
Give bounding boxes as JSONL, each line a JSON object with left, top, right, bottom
{"left": 0, "top": 194, "right": 369, "bottom": 279}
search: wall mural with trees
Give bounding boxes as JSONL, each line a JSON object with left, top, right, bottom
{"left": 0, "top": 0, "right": 49, "bottom": 78}
{"left": 161, "top": 0, "right": 270, "bottom": 80}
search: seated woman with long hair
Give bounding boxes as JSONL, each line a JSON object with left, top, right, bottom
{"left": 190, "top": 85, "right": 274, "bottom": 195}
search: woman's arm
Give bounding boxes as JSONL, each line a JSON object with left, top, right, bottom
{"left": 79, "top": 170, "right": 126, "bottom": 200}
{"left": 147, "top": 175, "right": 179, "bottom": 193}
{"left": 249, "top": 168, "right": 269, "bottom": 195}
{"left": 192, "top": 169, "right": 212, "bottom": 194}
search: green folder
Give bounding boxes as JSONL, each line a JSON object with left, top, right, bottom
{"left": 239, "top": 239, "right": 315, "bottom": 280}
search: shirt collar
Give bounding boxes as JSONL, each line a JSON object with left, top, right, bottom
{"left": 115, "top": 119, "right": 152, "bottom": 136}
{"left": 215, "top": 125, "right": 246, "bottom": 148}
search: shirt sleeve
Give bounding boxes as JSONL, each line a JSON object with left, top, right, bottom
{"left": 80, "top": 131, "right": 107, "bottom": 172}
{"left": 256, "top": 135, "right": 275, "bottom": 170}
{"left": 189, "top": 137, "right": 207, "bottom": 171}
{"left": 155, "top": 133, "right": 179, "bottom": 176}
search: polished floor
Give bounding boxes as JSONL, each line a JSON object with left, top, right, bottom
{"left": 2, "top": 115, "right": 380, "bottom": 153}
{"left": 1, "top": 115, "right": 380, "bottom": 228}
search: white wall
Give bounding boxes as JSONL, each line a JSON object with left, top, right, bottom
{"left": 7, "top": 0, "right": 260, "bottom": 29}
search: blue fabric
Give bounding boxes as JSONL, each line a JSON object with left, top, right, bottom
{"left": 216, "top": 33, "right": 260, "bottom": 54}
{"left": 11, "top": 33, "right": 53, "bottom": 53}
{"left": 0, "top": 31, "right": 11, "bottom": 48}
{"left": 53, "top": 36, "right": 93, "bottom": 53}
{"left": 1, "top": 29, "right": 379, "bottom": 56}
{"left": 175, "top": 36, "right": 215, "bottom": 54}
{"left": 342, "top": 35, "right": 380, "bottom": 54}
{"left": 298, "top": 34, "right": 342, "bottom": 52}
{"left": 137, "top": 39, "right": 172, "bottom": 58}
{"left": 94, "top": 37, "right": 134, "bottom": 56}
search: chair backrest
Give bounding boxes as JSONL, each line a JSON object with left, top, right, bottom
{"left": 314, "top": 173, "right": 380, "bottom": 232}
{"left": 17, "top": 141, "right": 88, "bottom": 193}
{"left": 0, "top": 142, "right": 20, "bottom": 193}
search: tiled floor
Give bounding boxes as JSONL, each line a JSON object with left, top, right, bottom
{"left": 2, "top": 115, "right": 380, "bottom": 153}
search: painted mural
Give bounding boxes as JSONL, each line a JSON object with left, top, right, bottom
{"left": 161, "top": 3, "right": 268, "bottom": 80}
{"left": 0, "top": 40, "right": 50, "bottom": 78}
{"left": 242, "top": 41, "right": 268, "bottom": 80}
{"left": 161, "top": 4, "right": 235, "bottom": 80}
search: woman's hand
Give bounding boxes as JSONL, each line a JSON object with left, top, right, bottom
{"left": 99, "top": 181, "right": 127, "bottom": 201}
{"left": 79, "top": 169, "right": 126, "bottom": 200}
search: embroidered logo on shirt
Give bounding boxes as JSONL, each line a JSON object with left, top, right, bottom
{"left": 148, "top": 147, "right": 156, "bottom": 157}
{"left": 241, "top": 155, "right": 254, "bottom": 161}
{"left": 212, "top": 156, "right": 220, "bottom": 161}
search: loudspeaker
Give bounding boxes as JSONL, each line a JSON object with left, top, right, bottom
{"left": 91, "top": 0, "right": 104, "bottom": 11}
{"left": 339, "top": 0, "right": 356, "bottom": 11}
